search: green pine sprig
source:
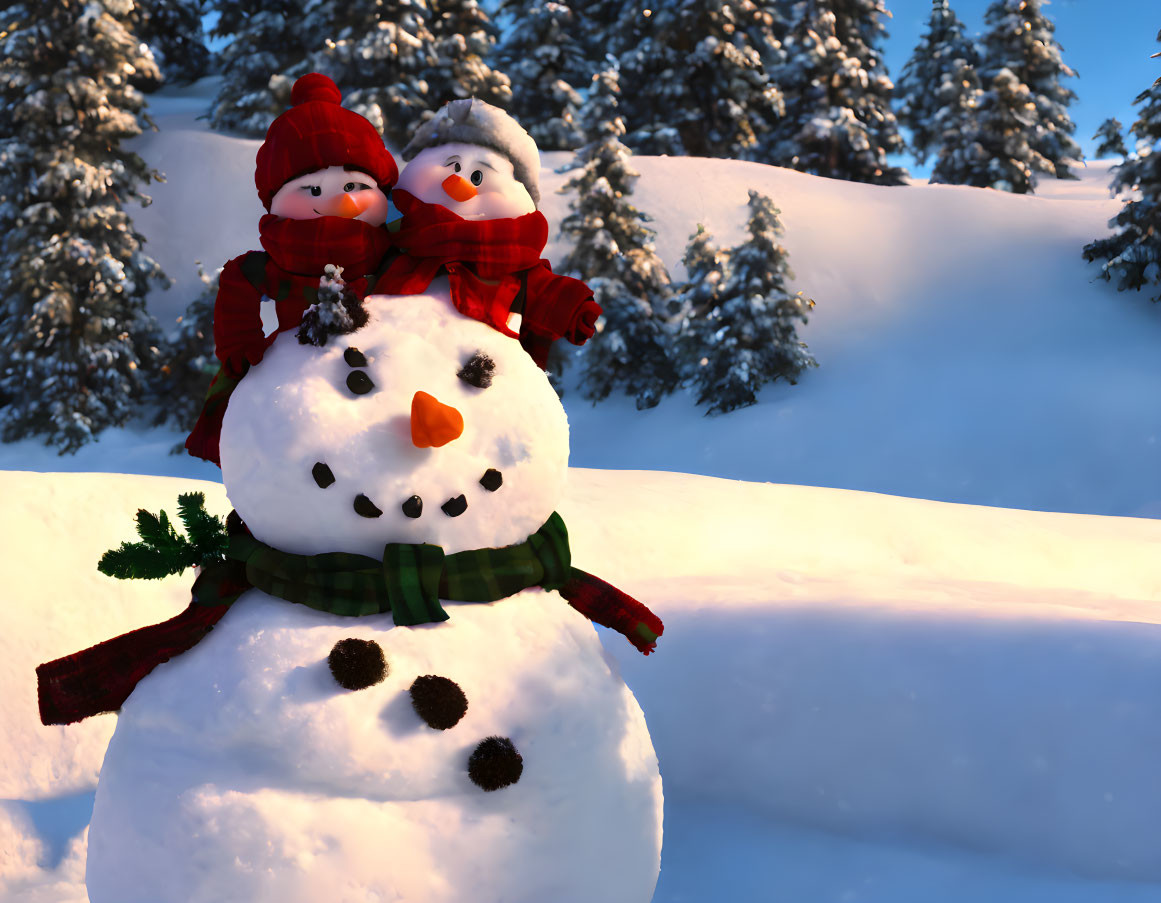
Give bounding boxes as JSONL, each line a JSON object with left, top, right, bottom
{"left": 98, "top": 492, "right": 229, "bottom": 580}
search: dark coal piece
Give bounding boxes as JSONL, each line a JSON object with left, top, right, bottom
{"left": 354, "top": 494, "right": 383, "bottom": 518}
{"left": 328, "top": 638, "right": 388, "bottom": 690}
{"left": 344, "top": 347, "right": 368, "bottom": 368}
{"left": 457, "top": 352, "right": 495, "bottom": 389}
{"left": 312, "top": 462, "right": 336, "bottom": 488}
{"left": 409, "top": 675, "right": 469, "bottom": 730}
{"left": 478, "top": 469, "right": 503, "bottom": 492}
{"left": 402, "top": 495, "right": 423, "bottom": 518}
{"left": 346, "top": 370, "right": 374, "bottom": 395}
{"left": 441, "top": 495, "right": 468, "bottom": 517}
{"left": 468, "top": 736, "right": 523, "bottom": 791}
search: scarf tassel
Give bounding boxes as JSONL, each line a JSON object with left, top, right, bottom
{"left": 560, "top": 569, "right": 663, "bottom": 656}
{"left": 36, "top": 602, "right": 230, "bottom": 727}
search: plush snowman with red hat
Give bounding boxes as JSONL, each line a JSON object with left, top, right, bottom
{"left": 376, "top": 97, "right": 601, "bottom": 369}
{"left": 186, "top": 72, "right": 398, "bottom": 465}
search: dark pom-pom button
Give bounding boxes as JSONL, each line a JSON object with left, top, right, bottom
{"left": 328, "top": 638, "right": 388, "bottom": 690}
{"left": 441, "top": 495, "right": 468, "bottom": 517}
{"left": 354, "top": 494, "right": 383, "bottom": 518}
{"left": 479, "top": 469, "right": 502, "bottom": 492}
{"left": 457, "top": 352, "right": 495, "bottom": 389}
{"left": 347, "top": 370, "right": 374, "bottom": 395}
{"left": 312, "top": 462, "right": 336, "bottom": 488}
{"left": 468, "top": 736, "right": 523, "bottom": 791}
{"left": 409, "top": 675, "right": 469, "bottom": 730}
{"left": 344, "top": 347, "right": 368, "bottom": 368}
{"left": 402, "top": 495, "right": 423, "bottom": 518}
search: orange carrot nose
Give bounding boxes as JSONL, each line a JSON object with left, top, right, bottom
{"left": 320, "top": 193, "right": 366, "bottom": 218}
{"left": 441, "top": 173, "right": 478, "bottom": 202}
{"left": 411, "top": 391, "right": 464, "bottom": 448}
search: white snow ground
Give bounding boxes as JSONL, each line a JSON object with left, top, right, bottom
{"left": 2, "top": 80, "right": 1160, "bottom": 901}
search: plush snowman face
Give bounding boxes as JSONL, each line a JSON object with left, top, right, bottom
{"left": 269, "top": 164, "right": 390, "bottom": 224}
{"left": 396, "top": 143, "right": 536, "bottom": 220}
{"left": 219, "top": 292, "right": 569, "bottom": 559}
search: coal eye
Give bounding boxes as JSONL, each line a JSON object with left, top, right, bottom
{"left": 470, "top": 170, "right": 483, "bottom": 186}
{"left": 457, "top": 351, "right": 494, "bottom": 389}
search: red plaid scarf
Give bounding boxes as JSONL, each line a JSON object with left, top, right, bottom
{"left": 258, "top": 213, "right": 392, "bottom": 283}
{"left": 375, "top": 190, "right": 550, "bottom": 336}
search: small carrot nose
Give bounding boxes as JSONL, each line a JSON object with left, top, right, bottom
{"left": 411, "top": 391, "right": 464, "bottom": 448}
{"left": 320, "top": 193, "right": 365, "bottom": 218}
{"left": 441, "top": 174, "right": 478, "bottom": 202}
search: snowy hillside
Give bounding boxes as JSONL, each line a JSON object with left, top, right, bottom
{"left": 2, "top": 81, "right": 1161, "bottom": 902}
{"left": 4, "top": 469, "right": 1161, "bottom": 902}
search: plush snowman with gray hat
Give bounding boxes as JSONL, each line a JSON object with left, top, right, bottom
{"left": 375, "top": 97, "right": 601, "bottom": 368}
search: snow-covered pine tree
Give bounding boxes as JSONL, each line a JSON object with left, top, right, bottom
{"left": 300, "top": 0, "right": 510, "bottom": 147}
{"left": 574, "top": 0, "right": 631, "bottom": 62}
{"left": 493, "top": 0, "right": 588, "bottom": 150}
{"left": 207, "top": 0, "right": 312, "bottom": 136}
{"left": 0, "top": 0, "right": 168, "bottom": 453}
{"left": 679, "top": 191, "right": 816, "bottom": 415}
{"left": 423, "top": 0, "right": 512, "bottom": 116}
{"left": 927, "top": 56, "right": 986, "bottom": 186}
{"left": 978, "top": 0, "right": 1080, "bottom": 185}
{"left": 1093, "top": 117, "right": 1128, "bottom": 159}
{"left": 614, "top": 0, "right": 784, "bottom": 158}
{"left": 297, "top": 0, "right": 438, "bottom": 146}
{"left": 896, "top": 0, "right": 979, "bottom": 164}
{"left": 674, "top": 224, "right": 728, "bottom": 323}
{"left": 767, "top": 0, "right": 907, "bottom": 184}
{"left": 741, "top": 0, "right": 789, "bottom": 68}
{"left": 671, "top": 223, "right": 727, "bottom": 372}
{"left": 1083, "top": 33, "right": 1161, "bottom": 303}
{"left": 933, "top": 66, "right": 1047, "bottom": 192}
{"left": 558, "top": 66, "right": 678, "bottom": 410}
{"left": 135, "top": 0, "right": 211, "bottom": 86}
{"left": 153, "top": 265, "right": 219, "bottom": 438}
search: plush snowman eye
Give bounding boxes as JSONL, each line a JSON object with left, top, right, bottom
{"left": 458, "top": 351, "right": 495, "bottom": 389}
{"left": 303, "top": 185, "right": 322, "bottom": 197}
{"left": 470, "top": 170, "right": 483, "bottom": 186}
{"left": 343, "top": 180, "right": 371, "bottom": 192}
{"left": 452, "top": 162, "right": 462, "bottom": 173}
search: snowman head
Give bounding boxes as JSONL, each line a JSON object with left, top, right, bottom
{"left": 398, "top": 98, "right": 540, "bottom": 219}
{"left": 254, "top": 73, "right": 398, "bottom": 217}
{"left": 395, "top": 143, "right": 535, "bottom": 221}
{"left": 218, "top": 293, "right": 569, "bottom": 558}
{"left": 270, "top": 165, "right": 391, "bottom": 225}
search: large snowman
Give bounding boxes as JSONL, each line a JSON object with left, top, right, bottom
{"left": 82, "top": 103, "right": 662, "bottom": 903}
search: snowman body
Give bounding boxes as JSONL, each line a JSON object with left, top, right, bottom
{"left": 85, "top": 293, "right": 663, "bottom": 903}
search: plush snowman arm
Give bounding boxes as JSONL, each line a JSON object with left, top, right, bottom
{"left": 213, "top": 254, "right": 270, "bottom": 377}
{"left": 566, "top": 299, "right": 601, "bottom": 344}
{"left": 559, "top": 569, "right": 663, "bottom": 656}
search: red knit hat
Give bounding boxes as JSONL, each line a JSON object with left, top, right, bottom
{"left": 254, "top": 73, "right": 399, "bottom": 211}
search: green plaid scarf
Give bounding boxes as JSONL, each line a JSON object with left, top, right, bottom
{"left": 199, "top": 512, "right": 572, "bottom": 626}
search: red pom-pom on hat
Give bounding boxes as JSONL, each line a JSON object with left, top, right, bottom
{"left": 290, "top": 72, "right": 342, "bottom": 107}
{"left": 254, "top": 73, "right": 398, "bottom": 211}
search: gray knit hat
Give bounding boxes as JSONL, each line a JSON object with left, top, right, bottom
{"left": 401, "top": 98, "right": 541, "bottom": 207}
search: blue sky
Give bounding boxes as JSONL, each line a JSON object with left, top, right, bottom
{"left": 882, "top": 0, "right": 1159, "bottom": 169}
